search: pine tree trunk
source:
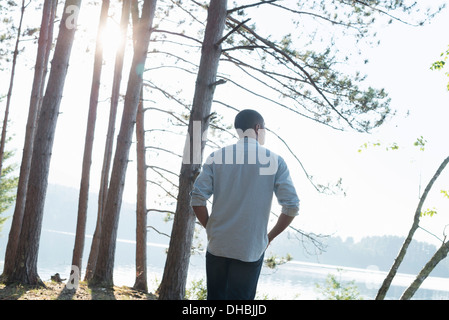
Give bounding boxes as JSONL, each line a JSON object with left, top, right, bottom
{"left": 133, "top": 86, "right": 148, "bottom": 292}
{"left": 89, "top": 0, "right": 156, "bottom": 288}
{"left": 400, "top": 240, "right": 449, "bottom": 300}
{"left": 84, "top": 0, "right": 131, "bottom": 281}
{"left": 6, "top": 0, "right": 82, "bottom": 286}
{"left": 0, "top": 0, "right": 26, "bottom": 177}
{"left": 71, "top": 0, "right": 110, "bottom": 279}
{"left": 1, "top": 0, "right": 56, "bottom": 283}
{"left": 376, "top": 155, "right": 449, "bottom": 299}
{"left": 158, "top": 0, "right": 228, "bottom": 300}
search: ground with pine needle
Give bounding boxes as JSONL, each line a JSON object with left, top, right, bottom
{"left": 0, "top": 281, "right": 157, "bottom": 300}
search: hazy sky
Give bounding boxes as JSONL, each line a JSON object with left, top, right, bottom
{"left": 1, "top": 2, "right": 449, "bottom": 248}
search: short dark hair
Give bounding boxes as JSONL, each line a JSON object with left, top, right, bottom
{"left": 234, "top": 109, "right": 264, "bottom": 132}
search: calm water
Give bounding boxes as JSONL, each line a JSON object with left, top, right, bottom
{"left": 2, "top": 229, "right": 449, "bottom": 300}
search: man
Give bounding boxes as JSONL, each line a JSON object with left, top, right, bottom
{"left": 190, "top": 109, "right": 300, "bottom": 300}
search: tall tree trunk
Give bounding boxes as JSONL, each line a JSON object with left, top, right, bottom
{"left": 71, "top": 0, "right": 110, "bottom": 279}
{"left": 158, "top": 0, "right": 228, "bottom": 300}
{"left": 0, "top": 0, "right": 26, "bottom": 177}
{"left": 6, "top": 0, "right": 82, "bottom": 286}
{"left": 1, "top": 0, "right": 57, "bottom": 283}
{"left": 88, "top": 0, "right": 156, "bottom": 288}
{"left": 376, "top": 155, "right": 449, "bottom": 299}
{"left": 133, "top": 86, "right": 148, "bottom": 292}
{"left": 84, "top": 0, "right": 131, "bottom": 281}
{"left": 400, "top": 240, "right": 449, "bottom": 300}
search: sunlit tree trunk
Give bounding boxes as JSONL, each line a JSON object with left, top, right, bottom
{"left": 71, "top": 0, "right": 110, "bottom": 279}
{"left": 400, "top": 239, "right": 449, "bottom": 300}
{"left": 133, "top": 86, "right": 148, "bottom": 292}
{"left": 376, "top": 155, "right": 449, "bottom": 299}
{"left": 6, "top": 0, "right": 82, "bottom": 286}
{"left": 89, "top": 0, "right": 156, "bottom": 288}
{"left": 1, "top": 0, "right": 57, "bottom": 283}
{"left": 84, "top": 0, "right": 131, "bottom": 281}
{"left": 158, "top": 0, "right": 228, "bottom": 300}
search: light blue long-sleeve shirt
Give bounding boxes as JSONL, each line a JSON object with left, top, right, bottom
{"left": 191, "top": 137, "right": 300, "bottom": 262}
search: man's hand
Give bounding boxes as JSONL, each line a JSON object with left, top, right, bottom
{"left": 192, "top": 206, "right": 209, "bottom": 228}
{"left": 267, "top": 213, "right": 295, "bottom": 245}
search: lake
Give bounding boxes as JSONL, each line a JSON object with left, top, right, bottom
{"left": 1, "top": 228, "right": 449, "bottom": 300}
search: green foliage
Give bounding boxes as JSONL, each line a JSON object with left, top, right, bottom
{"left": 419, "top": 190, "right": 449, "bottom": 218}
{"left": 430, "top": 60, "right": 446, "bottom": 70}
{"left": 315, "top": 271, "right": 363, "bottom": 300}
{"left": 388, "top": 142, "right": 400, "bottom": 151}
{"left": 420, "top": 207, "right": 438, "bottom": 218}
{"left": 0, "top": 145, "right": 19, "bottom": 232}
{"left": 414, "top": 136, "right": 427, "bottom": 151}
{"left": 0, "top": 2, "right": 17, "bottom": 67}
{"left": 264, "top": 253, "right": 292, "bottom": 269}
{"left": 185, "top": 278, "right": 207, "bottom": 300}
{"left": 430, "top": 45, "right": 449, "bottom": 91}
{"left": 441, "top": 190, "right": 449, "bottom": 199}
{"left": 358, "top": 141, "right": 381, "bottom": 152}
{"left": 357, "top": 140, "right": 398, "bottom": 152}
{"left": 358, "top": 136, "right": 428, "bottom": 153}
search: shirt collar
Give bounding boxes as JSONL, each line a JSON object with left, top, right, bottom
{"left": 238, "top": 137, "right": 258, "bottom": 145}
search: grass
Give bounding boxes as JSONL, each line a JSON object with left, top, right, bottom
{"left": 0, "top": 280, "right": 158, "bottom": 300}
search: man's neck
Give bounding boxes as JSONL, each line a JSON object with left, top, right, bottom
{"left": 238, "top": 136, "right": 258, "bottom": 143}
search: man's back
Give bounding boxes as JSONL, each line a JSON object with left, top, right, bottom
{"left": 191, "top": 137, "right": 299, "bottom": 262}
{"left": 191, "top": 109, "right": 300, "bottom": 300}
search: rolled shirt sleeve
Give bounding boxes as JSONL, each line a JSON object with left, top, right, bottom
{"left": 274, "top": 156, "right": 300, "bottom": 217}
{"left": 189, "top": 139, "right": 300, "bottom": 262}
{"left": 190, "top": 157, "right": 214, "bottom": 207}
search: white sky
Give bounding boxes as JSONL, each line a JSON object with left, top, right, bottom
{"left": 1, "top": 1, "right": 449, "bottom": 247}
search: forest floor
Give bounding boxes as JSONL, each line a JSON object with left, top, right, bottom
{"left": 0, "top": 280, "right": 158, "bottom": 300}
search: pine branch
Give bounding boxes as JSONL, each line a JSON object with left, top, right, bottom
{"left": 145, "top": 106, "right": 188, "bottom": 126}
{"left": 350, "top": 0, "right": 423, "bottom": 27}
{"left": 222, "top": 45, "right": 267, "bottom": 52}
{"left": 147, "top": 165, "right": 179, "bottom": 177}
{"left": 213, "top": 100, "right": 338, "bottom": 194}
{"left": 146, "top": 225, "right": 171, "bottom": 238}
{"left": 227, "top": 0, "right": 279, "bottom": 14}
{"left": 227, "top": 16, "right": 356, "bottom": 131}
{"left": 143, "top": 81, "right": 191, "bottom": 112}
{"left": 267, "top": 2, "right": 364, "bottom": 30}
{"left": 146, "top": 146, "right": 183, "bottom": 159}
{"left": 222, "top": 52, "right": 337, "bottom": 124}
{"left": 147, "top": 50, "right": 199, "bottom": 68}
{"left": 215, "top": 18, "right": 250, "bottom": 47}
{"left": 148, "top": 208, "right": 175, "bottom": 214}
{"left": 152, "top": 29, "right": 203, "bottom": 45}
{"left": 147, "top": 180, "right": 178, "bottom": 200}
{"left": 219, "top": 75, "right": 344, "bottom": 131}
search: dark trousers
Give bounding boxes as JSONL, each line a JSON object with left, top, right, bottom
{"left": 206, "top": 251, "right": 264, "bottom": 300}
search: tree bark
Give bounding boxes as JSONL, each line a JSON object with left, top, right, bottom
{"left": 1, "top": 0, "right": 56, "bottom": 283}
{"left": 71, "top": 0, "right": 110, "bottom": 279}
{"left": 400, "top": 240, "right": 449, "bottom": 300}
{"left": 88, "top": 0, "right": 156, "bottom": 288}
{"left": 6, "top": 0, "right": 82, "bottom": 286}
{"left": 133, "top": 86, "right": 148, "bottom": 292}
{"left": 157, "top": 0, "right": 228, "bottom": 300}
{"left": 84, "top": 0, "right": 131, "bottom": 281}
{"left": 376, "top": 155, "right": 449, "bottom": 299}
